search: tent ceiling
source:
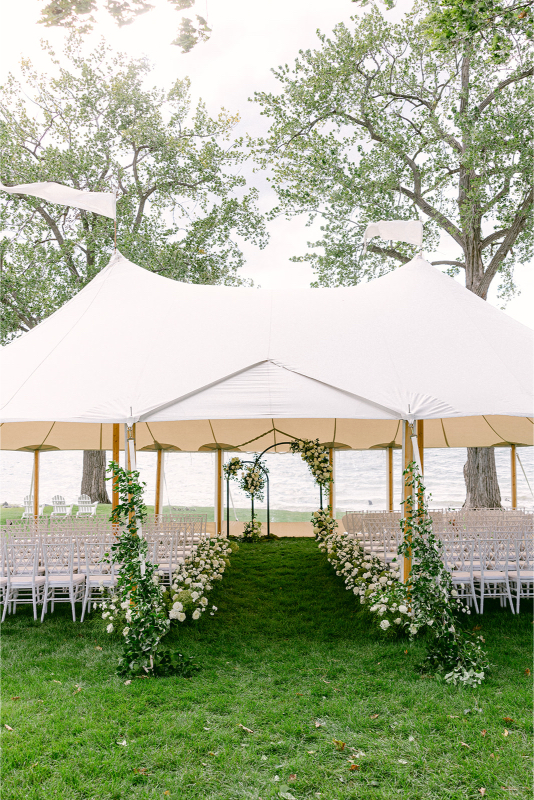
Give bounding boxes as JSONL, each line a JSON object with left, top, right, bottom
{"left": 1, "top": 415, "right": 532, "bottom": 452}
{"left": 1, "top": 251, "right": 532, "bottom": 452}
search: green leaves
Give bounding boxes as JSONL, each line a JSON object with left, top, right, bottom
{"left": 252, "top": 5, "right": 533, "bottom": 300}
{"left": 1, "top": 37, "right": 266, "bottom": 343}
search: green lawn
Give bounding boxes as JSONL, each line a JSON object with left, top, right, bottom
{"left": 2, "top": 538, "right": 532, "bottom": 800}
{"left": 0, "top": 506, "right": 343, "bottom": 525}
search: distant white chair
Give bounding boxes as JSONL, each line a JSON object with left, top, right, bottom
{"left": 76, "top": 495, "right": 98, "bottom": 518}
{"left": 2, "top": 542, "right": 46, "bottom": 621}
{"left": 21, "top": 495, "right": 45, "bottom": 520}
{"left": 40, "top": 541, "right": 85, "bottom": 622}
{"left": 50, "top": 495, "right": 73, "bottom": 518}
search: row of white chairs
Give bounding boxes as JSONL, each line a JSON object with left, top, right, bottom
{"left": 351, "top": 526, "right": 533, "bottom": 614}
{"left": 0, "top": 528, "right": 208, "bottom": 623}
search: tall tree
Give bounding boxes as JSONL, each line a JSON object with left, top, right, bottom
{"left": 253, "top": 3, "right": 533, "bottom": 507}
{"left": 0, "top": 37, "right": 267, "bottom": 501}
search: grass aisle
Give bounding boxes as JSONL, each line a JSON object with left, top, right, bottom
{"left": 2, "top": 538, "right": 532, "bottom": 800}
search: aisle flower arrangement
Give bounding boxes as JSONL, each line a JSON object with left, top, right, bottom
{"left": 316, "top": 462, "right": 489, "bottom": 687}
{"left": 163, "top": 536, "right": 235, "bottom": 622}
{"left": 242, "top": 516, "right": 262, "bottom": 542}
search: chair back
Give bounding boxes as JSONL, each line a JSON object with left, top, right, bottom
{"left": 42, "top": 540, "right": 75, "bottom": 577}
{"left": 6, "top": 542, "right": 40, "bottom": 577}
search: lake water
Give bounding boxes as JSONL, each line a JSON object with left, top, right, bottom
{"left": 1, "top": 447, "right": 532, "bottom": 511}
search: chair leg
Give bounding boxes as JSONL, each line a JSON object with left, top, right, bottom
{"left": 505, "top": 581, "right": 515, "bottom": 614}
{"left": 41, "top": 585, "right": 49, "bottom": 623}
{"left": 1, "top": 590, "right": 10, "bottom": 622}
{"left": 80, "top": 582, "right": 89, "bottom": 623}
{"left": 479, "top": 581, "right": 484, "bottom": 615}
{"left": 470, "top": 581, "right": 479, "bottom": 614}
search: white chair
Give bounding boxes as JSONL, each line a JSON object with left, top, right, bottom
{"left": 50, "top": 495, "right": 74, "bottom": 518}
{"left": 508, "top": 538, "right": 534, "bottom": 614}
{"left": 76, "top": 495, "right": 98, "bottom": 518}
{"left": 80, "top": 541, "right": 117, "bottom": 622}
{"left": 474, "top": 539, "right": 515, "bottom": 614}
{"left": 2, "top": 542, "right": 46, "bottom": 621}
{"left": 41, "top": 541, "right": 86, "bottom": 622}
{"left": 21, "top": 495, "right": 45, "bottom": 520}
{"left": 443, "top": 538, "right": 479, "bottom": 613}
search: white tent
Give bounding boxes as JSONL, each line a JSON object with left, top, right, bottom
{"left": 1, "top": 251, "right": 533, "bottom": 451}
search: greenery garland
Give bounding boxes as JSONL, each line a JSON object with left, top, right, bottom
{"left": 316, "top": 462, "right": 489, "bottom": 687}
{"left": 104, "top": 462, "right": 170, "bottom": 676}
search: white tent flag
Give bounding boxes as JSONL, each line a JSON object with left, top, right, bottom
{"left": 0, "top": 181, "right": 116, "bottom": 220}
{"left": 363, "top": 220, "right": 423, "bottom": 253}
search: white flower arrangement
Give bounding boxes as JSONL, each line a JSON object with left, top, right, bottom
{"left": 316, "top": 461, "right": 489, "bottom": 687}
{"left": 242, "top": 516, "right": 262, "bottom": 542}
{"left": 290, "top": 438, "right": 333, "bottom": 488}
{"left": 163, "top": 536, "right": 234, "bottom": 624}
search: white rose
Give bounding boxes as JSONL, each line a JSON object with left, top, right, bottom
{"left": 173, "top": 602, "right": 183, "bottom": 612}
{"left": 177, "top": 612, "right": 186, "bottom": 622}
{"left": 192, "top": 609, "right": 201, "bottom": 620}
{"left": 380, "top": 619, "right": 390, "bottom": 630}
{"left": 200, "top": 597, "right": 208, "bottom": 607}
{"left": 106, "top": 623, "right": 114, "bottom": 633}
{"left": 394, "top": 618, "right": 402, "bottom": 624}
{"left": 123, "top": 627, "right": 130, "bottom": 637}
{"left": 399, "top": 605, "right": 408, "bottom": 614}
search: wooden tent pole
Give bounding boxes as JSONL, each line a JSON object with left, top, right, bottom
{"left": 402, "top": 421, "right": 414, "bottom": 583}
{"left": 33, "top": 450, "right": 40, "bottom": 520}
{"left": 112, "top": 423, "right": 120, "bottom": 512}
{"left": 511, "top": 444, "right": 517, "bottom": 509}
{"left": 216, "top": 449, "right": 223, "bottom": 535}
{"left": 387, "top": 446, "right": 394, "bottom": 511}
{"left": 155, "top": 449, "right": 163, "bottom": 520}
{"left": 328, "top": 448, "right": 335, "bottom": 516}
{"left": 416, "top": 420, "right": 424, "bottom": 476}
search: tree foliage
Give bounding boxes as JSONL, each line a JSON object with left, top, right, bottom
{"left": 253, "top": 4, "right": 533, "bottom": 299}
{"left": 0, "top": 37, "right": 267, "bottom": 342}
{"left": 37, "top": 0, "right": 211, "bottom": 53}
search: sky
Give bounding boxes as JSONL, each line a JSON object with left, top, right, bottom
{"left": 0, "top": 0, "right": 532, "bottom": 325}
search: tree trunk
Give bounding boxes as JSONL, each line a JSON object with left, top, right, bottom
{"left": 463, "top": 447, "right": 502, "bottom": 508}
{"left": 81, "top": 450, "right": 111, "bottom": 504}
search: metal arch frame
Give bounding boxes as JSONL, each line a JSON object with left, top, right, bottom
{"left": 225, "top": 441, "right": 325, "bottom": 539}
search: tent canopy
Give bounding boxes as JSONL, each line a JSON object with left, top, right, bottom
{"left": 1, "top": 251, "right": 532, "bottom": 451}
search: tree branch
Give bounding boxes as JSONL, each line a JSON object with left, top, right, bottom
{"left": 477, "top": 67, "right": 534, "bottom": 114}
{"left": 367, "top": 244, "right": 411, "bottom": 264}
{"left": 431, "top": 260, "right": 466, "bottom": 268}
{"left": 479, "top": 188, "right": 534, "bottom": 296}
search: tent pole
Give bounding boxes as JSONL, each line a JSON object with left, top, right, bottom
{"left": 402, "top": 421, "right": 414, "bottom": 584}
{"left": 511, "top": 444, "right": 517, "bottom": 509}
{"left": 328, "top": 448, "right": 335, "bottom": 516}
{"left": 416, "top": 420, "right": 424, "bottom": 476}
{"left": 215, "top": 449, "right": 223, "bottom": 535}
{"left": 112, "top": 423, "right": 120, "bottom": 512}
{"left": 33, "top": 450, "right": 40, "bottom": 521}
{"left": 155, "top": 449, "right": 164, "bottom": 520}
{"left": 387, "top": 446, "right": 394, "bottom": 511}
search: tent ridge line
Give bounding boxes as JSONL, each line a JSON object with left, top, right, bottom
{"left": 135, "top": 360, "right": 272, "bottom": 422}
